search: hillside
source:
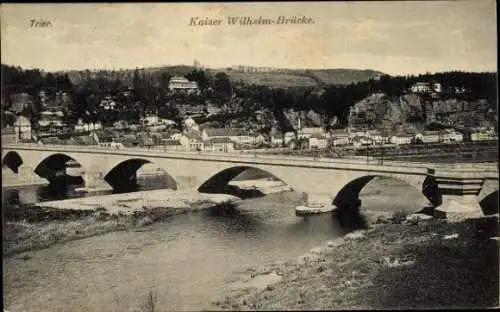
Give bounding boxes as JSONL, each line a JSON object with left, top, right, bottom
{"left": 302, "top": 69, "right": 385, "bottom": 85}
{"left": 58, "top": 66, "right": 385, "bottom": 88}
{"left": 60, "top": 66, "right": 196, "bottom": 86}
{"left": 214, "top": 71, "right": 318, "bottom": 88}
{"left": 211, "top": 68, "right": 385, "bottom": 88}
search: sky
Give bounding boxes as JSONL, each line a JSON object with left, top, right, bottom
{"left": 0, "top": 1, "right": 497, "bottom": 75}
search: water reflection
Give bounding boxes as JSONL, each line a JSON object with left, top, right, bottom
{"left": 203, "top": 203, "right": 263, "bottom": 234}
{"left": 2, "top": 173, "right": 176, "bottom": 206}
{"left": 334, "top": 198, "right": 370, "bottom": 234}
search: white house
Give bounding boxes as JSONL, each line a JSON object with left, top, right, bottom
{"left": 441, "top": 129, "right": 464, "bottom": 142}
{"left": 351, "top": 136, "right": 374, "bottom": 147}
{"left": 183, "top": 117, "right": 200, "bottom": 132}
{"left": 270, "top": 131, "right": 295, "bottom": 146}
{"left": 99, "top": 97, "right": 117, "bottom": 110}
{"left": 414, "top": 131, "right": 441, "bottom": 143}
{"left": 75, "top": 119, "right": 103, "bottom": 132}
{"left": 297, "top": 127, "right": 325, "bottom": 139}
{"left": 204, "top": 137, "right": 235, "bottom": 152}
{"left": 308, "top": 134, "right": 328, "bottom": 149}
{"left": 159, "top": 119, "right": 177, "bottom": 127}
{"left": 389, "top": 134, "right": 413, "bottom": 145}
{"left": 39, "top": 111, "right": 63, "bottom": 128}
{"left": 140, "top": 114, "right": 160, "bottom": 126}
{"left": 330, "top": 129, "right": 350, "bottom": 146}
{"left": 271, "top": 133, "right": 284, "bottom": 146}
{"left": 411, "top": 82, "right": 432, "bottom": 94}
{"left": 471, "top": 127, "right": 496, "bottom": 141}
{"left": 14, "top": 116, "right": 32, "bottom": 141}
{"left": 255, "top": 134, "right": 266, "bottom": 144}
{"left": 202, "top": 128, "right": 254, "bottom": 145}
{"left": 168, "top": 76, "right": 199, "bottom": 91}
{"left": 98, "top": 141, "right": 124, "bottom": 149}
{"left": 432, "top": 82, "right": 442, "bottom": 93}
{"left": 179, "top": 130, "right": 204, "bottom": 151}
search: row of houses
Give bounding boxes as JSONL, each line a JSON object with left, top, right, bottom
{"left": 94, "top": 129, "right": 240, "bottom": 153}
{"left": 268, "top": 127, "right": 495, "bottom": 149}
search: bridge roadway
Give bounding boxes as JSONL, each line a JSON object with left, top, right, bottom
{"left": 2, "top": 144, "right": 498, "bottom": 217}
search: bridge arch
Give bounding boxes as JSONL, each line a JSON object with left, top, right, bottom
{"left": 197, "top": 166, "right": 287, "bottom": 199}
{"left": 2, "top": 151, "right": 23, "bottom": 173}
{"left": 479, "top": 190, "right": 499, "bottom": 216}
{"left": 34, "top": 153, "right": 86, "bottom": 185}
{"left": 332, "top": 175, "right": 433, "bottom": 214}
{"left": 103, "top": 158, "right": 177, "bottom": 192}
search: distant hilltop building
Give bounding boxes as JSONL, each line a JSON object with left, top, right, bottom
{"left": 168, "top": 76, "right": 198, "bottom": 91}
{"left": 410, "top": 82, "right": 442, "bottom": 94}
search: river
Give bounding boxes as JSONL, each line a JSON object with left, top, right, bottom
{"left": 3, "top": 168, "right": 429, "bottom": 312}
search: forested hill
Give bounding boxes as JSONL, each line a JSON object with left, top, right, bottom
{"left": 208, "top": 68, "right": 385, "bottom": 87}
{"left": 53, "top": 66, "right": 384, "bottom": 88}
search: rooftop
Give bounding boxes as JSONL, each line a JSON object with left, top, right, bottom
{"left": 207, "top": 137, "right": 234, "bottom": 144}
{"left": 204, "top": 128, "right": 248, "bottom": 137}
{"left": 162, "top": 139, "right": 182, "bottom": 146}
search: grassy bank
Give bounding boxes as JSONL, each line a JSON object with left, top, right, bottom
{"left": 2, "top": 199, "right": 234, "bottom": 258}
{"left": 213, "top": 216, "right": 499, "bottom": 310}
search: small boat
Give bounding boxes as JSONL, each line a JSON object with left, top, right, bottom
{"left": 295, "top": 204, "right": 334, "bottom": 216}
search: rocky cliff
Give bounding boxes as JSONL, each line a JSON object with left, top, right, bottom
{"left": 348, "top": 93, "right": 494, "bottom": 131}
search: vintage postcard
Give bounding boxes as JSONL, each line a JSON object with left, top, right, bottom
{"left": 1, "top": 1, "right": 498, "bottom": 311}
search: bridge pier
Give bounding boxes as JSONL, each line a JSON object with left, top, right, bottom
{"left": 434, "top": 195, "right": 485, "bottom": 220}
{"left": 175, "top": 176, "right": 198, "bottom": 191}
{"left": 83, "top": 172, "right": 108, "bottom": 190}
{"left": 301, "top": 192, "right": 334, "bottom": 208}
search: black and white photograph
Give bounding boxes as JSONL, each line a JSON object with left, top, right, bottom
{"left": 1, "top": 1, "right": 498, "bottom": 311}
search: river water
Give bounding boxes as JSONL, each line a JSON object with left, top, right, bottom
{"left": 3, "top": 168, "right": 428, "bottom": 312}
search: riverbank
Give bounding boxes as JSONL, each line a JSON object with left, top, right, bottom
{"left": 2, "top": 177, "right": 294, "bottom": 258}
{"left": 212, "top": 215, "right": 499, "bottom": 310}
{"left": 3, "top": 190, "right": 239, "bottom": 257}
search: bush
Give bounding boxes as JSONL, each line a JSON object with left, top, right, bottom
{"left": 390, "top": 210, "right": 409, "bottom": 224}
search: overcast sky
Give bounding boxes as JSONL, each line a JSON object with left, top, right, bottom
{"left": 1, "top": 1, "right": 497, "bottom": 75}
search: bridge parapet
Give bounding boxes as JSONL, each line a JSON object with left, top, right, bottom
{"left": 3, "top": 144, "right": 431, "bottom": 176}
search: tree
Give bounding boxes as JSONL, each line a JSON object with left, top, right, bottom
{"left": 213, "top": 72, "right": 233, "bottom": 105}
{"left": 186, "top": 69, "right": 211, "bottom": 90}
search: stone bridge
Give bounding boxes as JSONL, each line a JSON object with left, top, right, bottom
{"left": 2, "top": 144, "right": 498, "bottom": 217}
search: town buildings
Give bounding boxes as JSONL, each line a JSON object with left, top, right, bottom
{"left": 14, "top": 115, "right": 32, "bottom": 141}
{"left": 308, "top": 134, "right": 328, "bottom": 149}
{"left": 10, "top": 93, "right": 33, "bottom": 114}
{"left": 389, "top": 133, "right": 414, "bottom": 145}
{"left": 2, "top": 126, "right": 17, "bottom": 144}
{"left": 297, "top": 127, "right": 325, "bottom": 139}
{"left": 202, "top": 128, "right": 255, "bottom": 145}
{"left": 329, "top": 129, "right": 350, "bottom": 146}
{"left": 41, "top": 90, "right": 73, "bottom": 112}
{"left": 74, "top": 119, "right": 103, "bottom": 132}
